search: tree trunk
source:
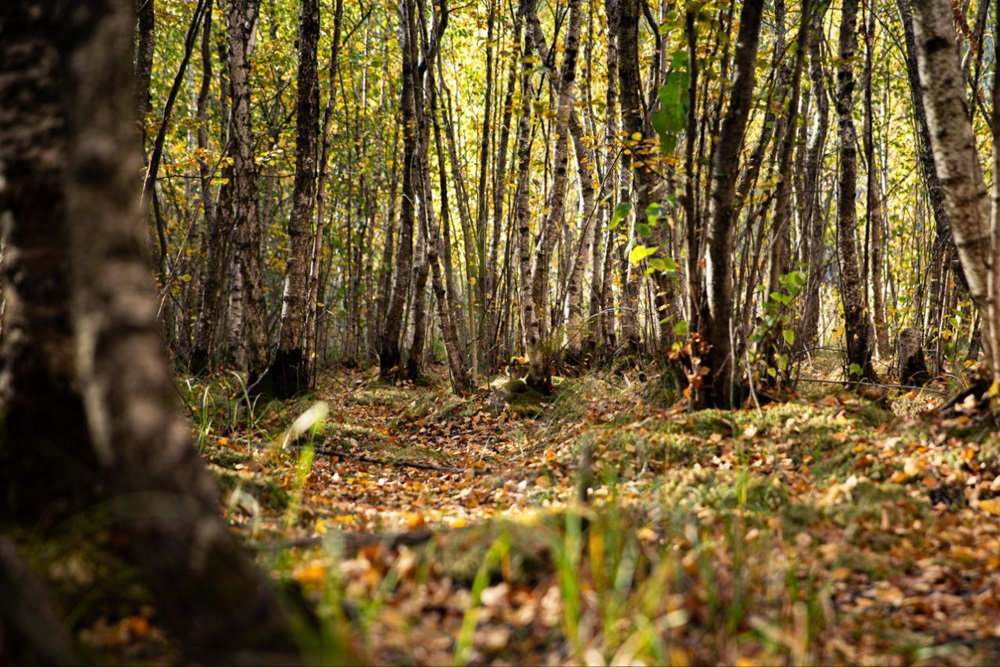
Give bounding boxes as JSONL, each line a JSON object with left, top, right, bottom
{"left": 912, "top": 0, "right": 999, "bottom": 372}
{"left": 514, "top": 0, "right": 539, "bottom": 355}
{"left": 897, "top": 0, "right": 967, "bottom": 345}
{"left": 862, "top": 0, "right": 890, "bottom": 359}
{"left": 521, "top": 0, "right": 581, "bottom": 391}
{"left": 380, "top": 0, "right": 420, "bottom": 378}
{"left": 834, "top": 0, "right": 877, "bottom": 381}
{"left": 225, "top": 0, "right": 269, "bottom": 389}
{"left": 264, "top": 0, "right": 320, "bottom": 397}
{"left": 189, "top": 4, "right": 226, "bottom": 376}
{"left": 760, "top": 0, "right": 811, "bottom": 389}
{"left": 0, "top": 0, "right": 298, "bottom": 657}
{"left": 617, "top": 0, "right": 678, "bottom": 355}
{"left": 307, "top": 0, "right": 344, "bottom": 376}
{"left": 614, "top": 0, "right": 642, "bottom": 358}
{"left": 796, "top": 2, "right": 830, "bottom": 355}
{"left": 134, "top": 0, "right": 155, "bottom": 131}
{"left": 566, "top": 112, "right": 597, "bottom": 361}
{"left": 698, "top": 0, "right": 765, "bottom": 409}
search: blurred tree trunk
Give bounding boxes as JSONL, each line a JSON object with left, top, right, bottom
{"left": 264, "top": 0, "right": 320, "bottom": 397}
{"left": 0, "top": 0, "right": 297, "bottom": 658}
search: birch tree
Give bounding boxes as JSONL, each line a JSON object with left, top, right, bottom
{"left": 911, "top": 0, "right": 1000, "bottom": 375}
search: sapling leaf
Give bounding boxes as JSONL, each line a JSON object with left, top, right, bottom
{"left": 609, "top": 202, "right": 633, "bottom": 230}
{"left": 629, "top": 244, "right": 659, "bottom": 265}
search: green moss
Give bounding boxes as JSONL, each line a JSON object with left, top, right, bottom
{"left": 498, "top": 379, "right": 551, "bottom": 418}
{"left": 201, "top": 444, "right": 252, "bottom": 468}
{"left": 432, "top": 517, "right": 555, "bottom": 584}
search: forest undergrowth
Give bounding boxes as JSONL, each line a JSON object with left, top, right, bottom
{"left": 52, "top": 358, "right": 1000, "bottom": 665}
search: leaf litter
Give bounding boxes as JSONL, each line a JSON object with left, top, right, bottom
{"left": 115, "top": 365, "right": 1000, "bottom": 663}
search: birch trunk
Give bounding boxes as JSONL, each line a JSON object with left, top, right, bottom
{"left": 514, "top": 0, "right": 539, "bottom": 354}
{"left": 912, "top": 0, "right": 999, "bottom": 372}
{"left": 225, "top": 0, "right": 269, "bottom": 389}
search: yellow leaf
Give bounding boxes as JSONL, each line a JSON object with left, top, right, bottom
{"left": 979, "top": 498, "right": 1000, "bottom": 516}
{"left": 636, "top": 526, "right": 657, "bottom": 543}
{"left": 630, "top": 132, "right": 643, "bottom": 141}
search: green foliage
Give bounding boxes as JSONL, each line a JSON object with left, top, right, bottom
{"left": 748, "top": 270, "right": 806, "bottom": 389}
{"left": 608, "top": 201, "right": 633, "bottom": 231}
{"left": 651, "top": 51, "right": 690, "bottom": 156}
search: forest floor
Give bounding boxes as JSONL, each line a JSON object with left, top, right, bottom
{"left": 73, "top": 357, "right": 1000, "bottom": 664}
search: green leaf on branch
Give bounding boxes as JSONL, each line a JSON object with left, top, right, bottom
{"left": 646, "top": 202, "right": 663, "bottom": 226}
{"left": 608, "top": 202, "right": 633, "bottom": 231}
{"left": 647, "top": 256, "right": 679, "bottom": 273}
{"left": 652, "top": 52, "right": 689, "bottom": 156}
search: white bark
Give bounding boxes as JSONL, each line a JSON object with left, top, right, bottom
{"left": 912, "top": 0, "right": 999, "bottom": 371}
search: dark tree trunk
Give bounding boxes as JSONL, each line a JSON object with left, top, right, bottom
{"left": 380, "top": 0, "right": 420, "bottom": 378}
{"left": 834, "top": 0, "right": 877, "bottom": 381}
{"left": 697, "top": 0, "right": 765, "bottom": 409}
{"left": 264, "top": 0, "right": 320, "bottom": 398}
{"left": 134, "top": 0, "right": 155, "bottom": 130}
{"left": 617, "top": 0, "right": 678, "bottom": 354}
